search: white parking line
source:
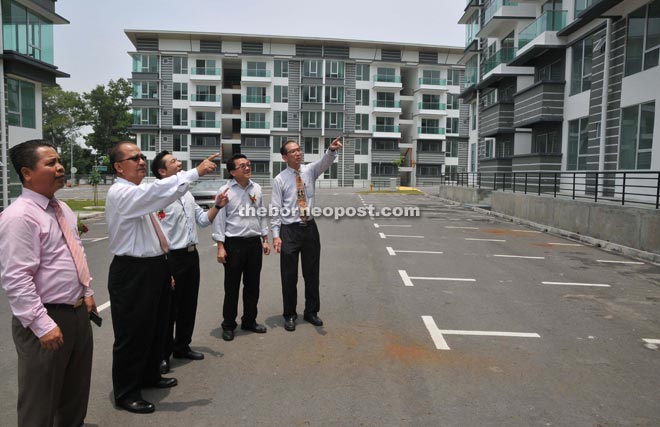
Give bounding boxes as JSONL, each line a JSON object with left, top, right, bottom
{"left": 465, "top": 238, "right": 506, "bottom": 242}
{"left": 597, "top": 260, "right": 645, "bottom": 265}
{"left": 386, "top": 247, "right": 443, "bottom": 256}
{"left": 379, "top": 232, "right": 424, "bottom": 239}
{"left": 398, "top": 270, "right": 474, "bottom": 287}
{"left": 643, "top": 338, "right": 660, "bottom": 344}
{"left": 97, "top": 301, "right": 111, "bottom": 312}
{"left": 374, "top": 223, "right": 412, "bottom": 228}
{"left": 421, "top": 316, "right": 540, "bottom": 351}
{"left": 445, "top": 226, "right": 479, "bottom": 230}
{"left": 494, "top": 254, "right": 545, "bottom": 259}
{"left": 541, "top": 281, "right": 610, "bottom": 287}
{"left": 547, "top": 242, "right": 582, "bottom": 246}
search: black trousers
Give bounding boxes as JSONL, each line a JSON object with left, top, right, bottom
{"left": 163, "top": 248, "right": 201, "bottom": 358}
{"left": 108, "top": 254, "right": 170, "bottom": 402}
{"left": 12, "top": 304, "right": 93, "bottom": 427}
{"left": 222, "top": 236, "right": 263, "bottom": 330}
{"left": 280, "top": 220, "right": 321, "bottom": 319}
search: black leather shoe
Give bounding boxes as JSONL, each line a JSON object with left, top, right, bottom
{"left": 159, "top": 359, "right": 169, "bottom": 374}
{"left": 117, "top": 398, "right": 155, "bottom": 414}
{"left": 222, "top": 330, "right": 234, "bottom": 341}
{"left": 149, "top": 377, "right": 178, "bottom": 389}
{"left": 303, "top": 314, "right": 324, "bottom": 326}
{"left": 172, "top": 349, "right": 204, "bottom": 360}
{"left": 241, "top": 323, "right": 267, "bottom": 333}
{"left": 284, "top": 317, "right": 296, "bottom": 331}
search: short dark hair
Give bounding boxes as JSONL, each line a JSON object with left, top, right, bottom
{"left": 108, "top": 141, "right": 137, "bottom": 174}
{"left": 151, "top": 150, "right": 171, "bottom": 179}
{"left": 9, "top": 139, "right": 55, "bottom": 184}
{"left": 280, "top": 140, "right": 298, "bottom": 155}
{"left": 226, "top": 154, "right": 247, "bottom": 172}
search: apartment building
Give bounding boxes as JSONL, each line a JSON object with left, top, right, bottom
{"left": 0, "top": 0, "right": 68, "bottom": 210}
{"left": 459, "top": 0, "right": 659, "bottom": 196}
{"left": 125, "top": 30, "right": 467, "bottom": 187}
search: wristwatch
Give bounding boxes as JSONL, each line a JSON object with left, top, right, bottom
{"left": 214, "top": 204, "right": 223, "bottom": 210}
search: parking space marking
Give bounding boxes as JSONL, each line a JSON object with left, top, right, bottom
{"left": 421, "top": 316, "right": 540, "bottom": 351}
{"left": 430, "top": 218, "right": 463, "bottom": 221}
{"left": 466, "top": 238, "right": 506, "bottom": 242}
{"left": 541, "top": 281, "right": 610, "bottom": 287}
{"left": 398, "top": 270, "right": 475, "bottom": 287}
{"left": 374, "top": 223, "right": 412, "bottom": 228}
{"left": 97, "top": 301, "right": 111, "bottom": 312}
{"left": 547, "top": 242, "right": 582, "bottom": 246}
{"left": 643, "top": 339, "right": 660, "bottom": 344}
{"left": 597, "top": 260, "right": 645, "bottom": 265}
{"left": 494, "top": 254, "right": 545, "bottom": 259}
{"left": 445, "top": 226, "right": 479, "bottom": 230}
{"left": 379, "top": 232, "right": 424, "bottom": 239}
{"left": 386, "top": 247, "right": 443, "bottom": 256}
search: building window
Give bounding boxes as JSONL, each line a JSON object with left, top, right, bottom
{"left": 446, "top": 140, "right": 459, "bottom": 157}
{"left": 323, "top": 163, "right": 338, "bottom": 179}
{"left": 447, "top": 69, "right": 461, "bottom": 85}
{"left": 192, "top": 135, "right": 219, "bottom": 146}
{"left": 250, "top": 161, "right": 268, "bottom": 174}
{"left": 173, "top": 56, "right": 188, "bottom": 74}
{"left": 246, "top": 61, "right": 267, "bottom": 77}
{"left": 372, "top": 163, "right": 396, "bottom": 175}
{"left": 326, "top": 60, "right": 345, "bottom": 78}
{"left": 446, "top": 117, "right": 459, "bottom": 134}
{"left": 483, "top": 89, "right": 497, "bottom": 108}
{"left": 245, "top": 112, "right": 265, "bottom": 128}
{"left": 567, "top": 117, "right": 589, "bottom": 170}
{"left": 354, "top": 163, "right": 368, "bottom": 179}
{"left": 2, "top": 1, "right": 54, "bottom": 64}
{"left": 7, "top": 78, "right": 35, "bottom": 128}
{"left": 303, "top": 60, "right": 322, "bottom": 77}
{"left": 376, "top": 92, "right": 395, "bottom": 107}
{"left": 272, "top": 161, "right": 286, "bottom": 177}
{"left": 373, "top": 139, "right": 397, "bottom": 151}
{"left": 173, "top": 134, "right": 188, "bottom": 151}
{"left": 625, "top": 0, "right": 660, "bottom": 76}
{"left": 133, "top": 108, "right": 158, "bottom": 126}
{"left": 619, "top": 101, "right": 655, "bottom": 169}
{"left": 274, "top": 85, "right": 288, "bottom": 103}
{"left": 570, "top": 35, "right": 593, "bottom": 95}
{"left": 532, "top": 131, "right": 560, "bottom": 153}
{"left": 303, "top": 137, "right": 319, "bottom": 154}
{"left": 356, "top": 114, "right": 369, "bottom": 131}
{"left": 422, "top": 69, "right": 442, "bottom": 85}
{"left": 140, "top": 134, "right": 156, "bottom": 151}
{"left": 356, "top": 89, "right": 369, "bottom": 106}
{"left": 496, "top": 138, "right": 513, "bottom": 158}
{"left": 418, "top": 165, "right": 441, "bottom": 177}
{"left": 274, "top": 111, "right": 288, "bottom": 128}
{"left": 132, "top": 54, "right": 158, "bottom": 73}
{"left": 302, "top": 111, "right": 321, "bottom": 128}
{"left": 302, "top": 86, "right": 321, "bottom": 103}
{"left": 377, "top": 67, "right": 396, "bottom": 82}
{"left": 173, "top": 82, "right": 188, "bottom": 100}
{"left": 447, "top": 93, "right": 459, "bottom": 110}
{"left": 194, "top": 59, "right": 218, "bottom": 75}
{"left": 418, "top": 140, "right": 441, "bottom": 152}
{"left": 274, "top": 60, "right": 289, "bottom": 77}
{"left": 324, "top": 112, "right": 344, "bottom": 129}
{"left": 132, "top": 81, "right": 158, "bottom": 99}
{"left": 195, "top": 85, "right": 217, "bottom": 102}
{"left": 471, "top": 103, "right": 477, "bottom": 131}
{"left": 536, "top": 59, "right": 563, "bottom": 82}
{"left": 273, "top": 135, "right": 296, "bottom": 153}
{"left": 243, "top": 137, "right": 269, "bottom": 148}
{"left": 325, "top": 86, "right": 345, "bottom": 104}
{"left": 173, "top": 108, "right": 188, "bottom": 126}
{"left": 356, "top": 63, "right": 370, "bottom": 81}
{"left": 355, "top": 138, "right": 369, "bottom": 155}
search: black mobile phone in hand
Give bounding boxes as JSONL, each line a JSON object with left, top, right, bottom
{"left": 89, "top": 310, "right": 102, "bottom": 327}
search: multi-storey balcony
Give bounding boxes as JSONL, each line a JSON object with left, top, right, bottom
{"left": 417, "top": 102, "right": 447, "bottom": 115}
{"left": 479, "top": 0, "right": 536, "bottom": 39}
{"left": 372, "top": 125, "right": 401, "bottom": 138}
{"left": 190, "top": 67, "right": 222, "bottom": 81}
{"left": 511, "top": 10, "right": 567, "bottom": 65}
{"left": 373, "top": 100, "right": 402, "bottom": 114}
{"left": 241, "top": 95, "right": 271, "bottom": 109}
{"left": 190, "top": 94, "right": 221, "bottom": 108}
{"left": 558, "top": 0, "right": 625, "bottom": 36}
{"left": 417, "top": 126, "right": 446, "bottom": 140}
{"left": 242, "top": 69, "right": 272, "bottom": 84}
{"left": 190, "top": 120, "right": 221, "bottom": 134}
{"left": 417, "top": 77, "right": 448, "bottom": 92}
{"left": 480, "top": 47, "right": 533, "bottom": 87}
{"left": 241, "top": 121, "right": 271, "bottom": 135}
{"left": 513, "top": 81, "right": 565, "bottom": 128}
{"left": 373, "top": 74, "right": 402, "bottom": 90}
{"left": 480, "top": 102, "right": 514, "bottom": 137}
{"left": 189, "top": 144, "right": 222, "bottom": 158}
{"left": 371, "top": 148, "right": 401, "bottom": 164}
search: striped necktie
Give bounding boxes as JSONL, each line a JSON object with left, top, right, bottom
{"left": 49, "top": 199, "right": 91, "bottom": 287}
{"left": 149, "top": 213, "right": 169, "bottom": 253}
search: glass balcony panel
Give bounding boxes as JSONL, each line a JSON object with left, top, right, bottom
{"left": 483, "top": 47, "right": 516, "bottom": 75}
{"left": 242, "top": 69, "right": 271, "bottom": 77}
{"left": 485, "top": 0, "right": 519, "bottom": 25}
{"left": 242, "top": 95, "right": 271, "bottom": 103}
{"left": 191, "top": 67, "right": 221, "bottom": 76}
{"left": 191, "top": 120, "right": 220, "bottom": 128}
{"left": 374, "top": 74, "right": 401, "bottom": 83}
{"left": 518, "top": 11, "right": 567, "bottom": 49}
{"left": 191, "top": 94, "right": 220, "bottom": 102}
{"left": 241, "top": 121, "right": 270, "bottom": 129}
{"left": 372, "top": 125, "right": 400, "bottom": 132}
{"left": 373, "top": 100, "right": 401, "bottom": 108}
{"left": 418, "top": 127, "right": 446, "bottom": 134}
{"left": 418, "top": 77, "right": 447, "bottom": 86}
{"left": 418, "top": 102, "right": 447, "bottom": 110}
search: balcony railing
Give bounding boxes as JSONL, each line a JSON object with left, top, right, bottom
{"left": 241, "top": 121, "right": 270, "bottom": 129}
{"left": 242, "top": 95, "right": 271, "bottom": 103}
{"left": 191, "top": 120, "right": 220, "bottom": 128}
{"left": 374, "top": 74, "right": 401, "bottom": 83}
{"left": 373, "top": 100, "right": 401, "bottom": 108}
{"left": 242, "top": 69, "right": 271, "bottom": 77}
{"left": 483, "top": 47, "right": 516, "bottom": 75}
{"left": 191, "top": 67, "right": 221, "bottom": 76}
{"left": 518, "top": 10, "right": 567, "bottom": 50}
{"left": 418, "top": 127, "right": 446, "bottom": 135}
{"left": 418, "top": 77, "right": 447, "bottom": 86}
{"left": 372, "top": 125, "right": 400, "bottom": 133}
{"left": 575, "top": 0, "right": 596, "bottom": 16}
{"left": 190, "top": 94, "right": 220, "bottom": 102}
{"left": 485, "top": 0, "right": 519, "bottom": 24}
{"left": 418, "top": 102, "right": 447, "bottom": 110}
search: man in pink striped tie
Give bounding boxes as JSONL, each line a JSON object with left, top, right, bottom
{"left": 0, "top": 140, "right": 96, "bottom": 427}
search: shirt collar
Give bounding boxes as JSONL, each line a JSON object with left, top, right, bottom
{"left": 229, "top": 178, "right": 253, "bottom": 190}
{"left": 115, "top": 177, "right": 135, "bottom": 186}
{"left": 21, "top": 187, "right": 51, "bottom": 211}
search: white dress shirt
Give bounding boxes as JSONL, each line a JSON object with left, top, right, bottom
{"left": 271, "top": 149, "right": 337, "bottom": 238}
{"left": 159, "top": 191, "right": 211, "bottom": 250}
{"left": 106, "top": 169, "right": 199, "bottom": 257}
{"left": 212, "top": 179, "right": 268, "bottom": 242}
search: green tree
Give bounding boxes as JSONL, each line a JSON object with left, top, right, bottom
{"left": 84, "top": 78, "right": 134, "bottom": 155}
{"left": 60, "top": 143, "right": 94, "bottom": 175}
{"left": 42, "top": 85, "right": 88, "bottom": 148}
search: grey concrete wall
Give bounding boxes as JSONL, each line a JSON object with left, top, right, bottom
{"left": 438, "top": 186, "right": 491, "bottom": 206}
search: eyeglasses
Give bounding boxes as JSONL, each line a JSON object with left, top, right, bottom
{"left": 286, "top": 148, "right": 302, "bottom": 154}
{"left": 117, "top": 154, "right": 147, "bottom": 163}
{"left": 236, "top": 162, "right": 251, "bottom": 170}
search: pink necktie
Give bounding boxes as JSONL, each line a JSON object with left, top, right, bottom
{"left": 149, "top": 213, "right": 169, "bottom": 253}
{"left": 49, "top": 199, "right": 91, "bottom": 287}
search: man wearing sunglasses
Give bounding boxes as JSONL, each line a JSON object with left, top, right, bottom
{"left": 212, "top": 154, "right": 270, "bottom": 342}
{"left": 105, "top": 141, "right": 219, "bottom": 414}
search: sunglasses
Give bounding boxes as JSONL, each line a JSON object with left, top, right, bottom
{"left": 117, "top": 154, "right": 147, "bottom": 163}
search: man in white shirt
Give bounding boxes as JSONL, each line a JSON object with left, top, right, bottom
{"left": 105, "top": 141, "right": 219, "bottom": 414}
{"left": 151, "top": 150, "right": 227, "bottom": 373}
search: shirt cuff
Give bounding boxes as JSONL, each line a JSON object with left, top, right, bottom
{"left": 29, "top": 312, "right": 58, "bottom": 339}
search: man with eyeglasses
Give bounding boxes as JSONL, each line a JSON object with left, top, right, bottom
{"left": 271, "top": 137, "right": 342, "bottom": 332}
{"left": 151, "top": 150, "right": 228, "bottom": 373}
{"left": 212, "top": 154, "right": 270, "bottom": 342}
{"left": 105, "top": 141, "right": 220, "bottom": 414}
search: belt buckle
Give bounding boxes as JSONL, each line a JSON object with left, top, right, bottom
{"left": 187, "top": 244, "right": 196, "bottom": 252}
{"left": 73, "top": 298, "right": 84, "bottom": 309}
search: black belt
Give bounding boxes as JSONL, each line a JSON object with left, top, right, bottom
{"left": 284, "top": 219, "right": 315, "bottom": 228}
{"left": 169, "top": 244, "right": 197, "bottom": 254}
{"left": 44, "top": 297, "right": 84, "bottom": 311}
{"left": 226, "top": 236, "right": 261, "bottom": 241}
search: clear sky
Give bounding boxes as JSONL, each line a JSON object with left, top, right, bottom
{"left": 55, "top": 0, "right": 467, "bottom": 93}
